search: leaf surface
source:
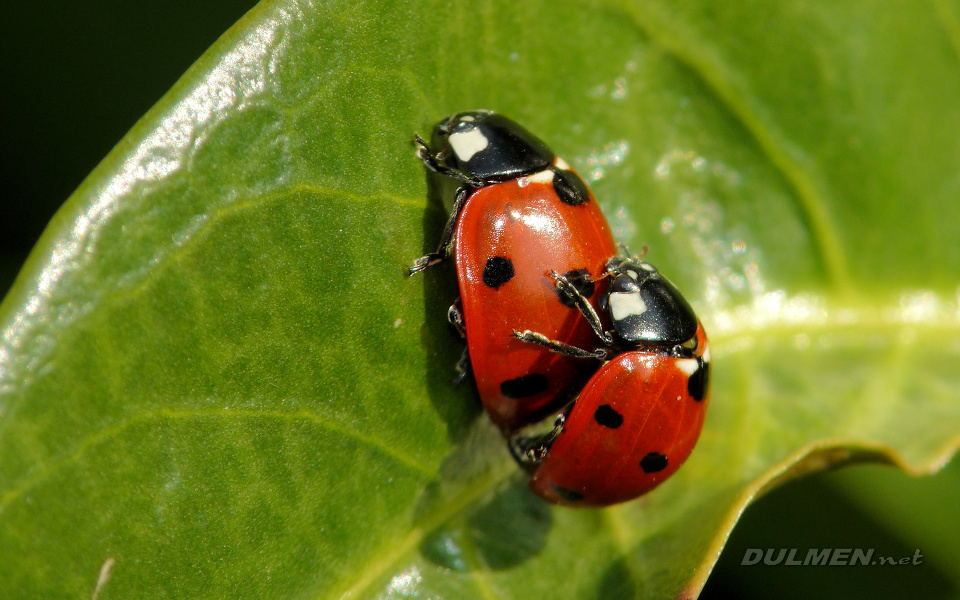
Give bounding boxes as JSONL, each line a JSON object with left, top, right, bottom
{"left": 2, "top": 1, "right": 960, "bottom": 598}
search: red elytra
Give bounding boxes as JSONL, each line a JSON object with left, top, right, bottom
{"left": 529, "top": 322, "right": 711, "bottom": 506}
{"left": 454, "top": 172, "right": 618, "bottom": 433}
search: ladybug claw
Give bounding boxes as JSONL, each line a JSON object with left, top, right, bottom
{"left": 408, "top": 254, "right": 444, "bottom": 275}
{"left": 453, "top": 348, "right": 471, "bottom": 385}
{"left": 508, "top": 412, "right": 567, "bottom": 469}
{"left": 412, "top": 134, "right": 428, "bottom": 153}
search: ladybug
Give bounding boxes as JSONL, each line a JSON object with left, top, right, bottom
{"left": 511, "top": 256, "right": 711, "bottom": 506}
{"left": 410, "top": 110, "right": 618, "bottom": 432}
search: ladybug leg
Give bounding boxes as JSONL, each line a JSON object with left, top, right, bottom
{"left": 512, "top": 330, "right": 611, "bottom": 360}
{"left": 446, "top": 297, "right": 472, "bottom": 384}
{"left": 447, "top": 297, "right": 466, "bottom": 339}
{"left": 453, "top": 348, "right": 472, "bottom": 386}
{"left": 408, "top": 186, "right": 471, "bottom": 275}
{"left": 508, "top": 413, "right": 566, "bottom": 469}
{"left": 550, "top": 270, "right": 614, "bottom": 345}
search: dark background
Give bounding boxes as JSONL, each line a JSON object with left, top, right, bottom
{"left": 0, "top": 0, "right": 258, "bottom": 293}
{"left": 1, "top": 2, "right": 956, "bottom": 597}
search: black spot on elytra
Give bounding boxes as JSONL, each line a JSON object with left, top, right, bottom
{"left": 550, "top": 484, "right": 584, "bottom": 502}
{"left": 482, "top": 256, "right": 514, "bottom": 288}
{"left": 688, "top": 357, "right": 709, "bottom": 402}
{"left": 555, "top": 268, "right": 595, "bottom": 307}
{"left": 593, "top": 404, "right": 623, "bottom": 429}
{"left": 640, "top": 452, "right": 668, "bottom": 473}
{"left": 552, "top": 168, "right": 590, "bottom": 206}
{"left": 500, "top": 374, "right": 549, "bottom": 398}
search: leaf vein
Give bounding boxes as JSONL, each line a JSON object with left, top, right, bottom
{"left": 614, "top": 2, "right": 854, "bottom": 294}
{"left": 329, "top": 463, "right": 517, "bottom": 600}
{"left": 601, "top": 507, "right": 642, "bottom": 590}
{"left": 0, "top": 407, "right": 435, "bottom": 516}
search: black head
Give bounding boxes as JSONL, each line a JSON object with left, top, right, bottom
{"left": 599, "top": 257, "right": 699, "bottom": 346}
{"left": 430, "top": 111, "right": 556, "bottom": 183}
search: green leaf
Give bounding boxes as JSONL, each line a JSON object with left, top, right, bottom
{"left": 3, "top": 0, "right": 960, "bottom": 598}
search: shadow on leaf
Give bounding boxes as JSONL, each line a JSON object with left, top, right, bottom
{"left": 421, "top": 477, "right": 553, "bottom": 571}
{"left": 413, "top": 159, "right": 484, "bottom": 443}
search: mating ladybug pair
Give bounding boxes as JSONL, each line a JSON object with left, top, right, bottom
{"left": 410, "top": 110, "right": 711, "bottom": 506}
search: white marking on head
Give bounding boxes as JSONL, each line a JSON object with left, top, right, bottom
{"left": 555, "top": 157, "right": 571, "bottom": 170}
{"left": 639, "top": 262, "right": 656, "bottom": 272}
{"left": 676, "top": 358, "right": 699, "bottom": 376}
{"left": 449, "top": 128, "right": 489, "bottom": 162}
{"left": 609, "top": 292, "right": 646, "bottom": 321}
{"left": 460, "top": 115, "right": 475, "bottom": 122}
{"left": 627, "top": 270, "right": 639, "bottom": 280}
{"left": 702, "top": 344, "right": 711, "bottom": 363}
{"left": 526, "top": 168, "right": 555, "bottom": 184}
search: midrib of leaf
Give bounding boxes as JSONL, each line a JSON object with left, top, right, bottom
{"left": 456, "top": 515, "right": 506, "bottom": 600}
{"left": 707, "top": 299, "right": 960, "bottom": 349}
{"left": 609, "top": 0, "right": 856, "bottom": 296}
{"left": 601, "top": 506, "right": 642, "bottom": 589}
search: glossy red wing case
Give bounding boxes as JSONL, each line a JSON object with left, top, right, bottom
{"left": 455, "top": 176, "right": 618, "bottom": 433}
{"left": 530, "top": 323, "right": 711, "bottom": 506}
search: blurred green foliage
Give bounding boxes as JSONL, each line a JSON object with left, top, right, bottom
{"left": 0, "top": 0, "right": 258, "bottom": 291}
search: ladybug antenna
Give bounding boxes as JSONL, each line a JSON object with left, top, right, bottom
{"left": 616, "top": 242, "right": 647, "bottom": 260}
{"left": 412, "top": 133, "right": 484, "bottom": 187}
{"left": 589, "top": 270, "right": 614, "bottom": 283}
